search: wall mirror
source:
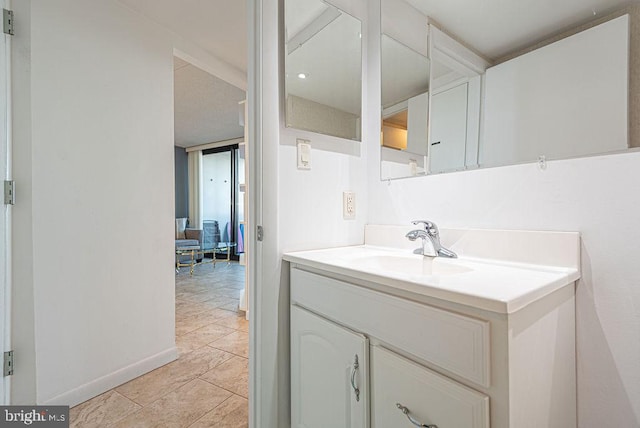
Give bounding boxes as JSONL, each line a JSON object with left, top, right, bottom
{"left": 285, "top": 0, "right": 362, "bottom": 141}
{"left": 380, "top": 0, "right": 487, "bottom": 180}
{"left": 427, "top": 26, "right": 488, "bottom": 175}
{"left": 380, "top": 34, "right": 430, "bottom": 179}
{"left": 380, "top": 0, "right": 430, "bottom": 180}
{"left": 380, "top": 0, "right": 633, "bottom": 180}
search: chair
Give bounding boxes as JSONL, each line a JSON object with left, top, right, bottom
{"left": 175, "top": 218, "right": 203, "bottom": 263}
{"left": 203, "top": 220, "right": 221, "bottom": 251}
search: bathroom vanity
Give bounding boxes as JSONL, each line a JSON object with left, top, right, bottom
{"left": 284, "top": 225, "right": 580, "bottom": 428}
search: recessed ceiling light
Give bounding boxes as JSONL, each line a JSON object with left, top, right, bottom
{"left": 298, "top": 73, "right": 307, "bottom": 79}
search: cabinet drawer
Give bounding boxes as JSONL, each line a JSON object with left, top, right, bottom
{"left": 371, "top": 345, "right": 489, "bottom": 428}
{"left": 291, "top": 267, "right": 490, "bottom": 386}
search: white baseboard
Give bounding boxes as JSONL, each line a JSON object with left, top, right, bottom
{"left": 41, "top": 347, "right": 178, "bottom": 407}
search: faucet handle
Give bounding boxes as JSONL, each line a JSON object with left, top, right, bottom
{"left": 411, "top": 220, "right": 439, "bottom": 236}
{"left": 411, "top": 220, "right": 432, "bottom": 229}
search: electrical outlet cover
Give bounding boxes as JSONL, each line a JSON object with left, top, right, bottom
{"left": 343, "top": 191, "right": 356, "bottom": 219}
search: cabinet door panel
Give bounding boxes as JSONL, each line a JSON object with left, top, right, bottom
{"left": 371, "top": 345, "right": 489, "bottom": 428}
{"left": 291, "top": 305, "right": 368, "bottom": 428}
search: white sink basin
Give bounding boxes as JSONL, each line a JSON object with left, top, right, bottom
{"left": 350, "top": 254, "right": 473, "bottom": 276}
{"left": 283, "top": 239, "right": 581, "bottom": 314}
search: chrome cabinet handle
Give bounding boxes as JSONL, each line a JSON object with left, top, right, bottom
{"left": 350, "top": 354, "right": 360, "bottom": 402}
{"left": 396, "top": 403, "right": 437, "bottom": 428}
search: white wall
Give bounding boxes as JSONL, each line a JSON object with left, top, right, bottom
{"left": 10, "top": 0, "right": 236, "bottom": 406}
{"left": 264, "top": 0, "right": 638, "bottom": 426}
{"left": 368, "top": 154, "right": 640, "bottom": 427}
{"left": 258, "top": 0, "right": 370, "bottom": 425}
{"left": 367, "top": 8, "right": 640, "bottom": 427}
{"left": 278, "top": 0, "right": 370, "bottom": 253}
{"left": 286, "top": 95, "right": 359, "bottom": 141}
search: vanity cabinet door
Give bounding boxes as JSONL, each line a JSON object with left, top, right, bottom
{"left": 371, "top": 345, "right": 489, "bottom": 428}
{"left": 291, "top": 305, "right": 369, "bottom": 428}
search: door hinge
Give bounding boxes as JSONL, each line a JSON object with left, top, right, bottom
{"left": 4, "top": 180, "right": 14, "bottom": 205}
{"left": 3, "top": 350, "right": 13, "bottom": 376}
{"left": 3, "top": 9, "right": 13, "bottom": 36}
{"left": 256, "top": 225, "right": 263, "bottom": 241}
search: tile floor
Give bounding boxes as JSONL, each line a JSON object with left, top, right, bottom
{"left": 70, "top": 262, "right": 249, "bottom": 428}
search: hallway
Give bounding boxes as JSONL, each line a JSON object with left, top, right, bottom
{"left": 69, "top": 263, "right": 249, "bottom": 427}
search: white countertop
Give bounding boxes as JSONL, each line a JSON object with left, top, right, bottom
{"left": 283, "top": 244, "right": 580, "bottom": 314}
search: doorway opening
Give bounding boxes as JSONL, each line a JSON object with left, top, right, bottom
{"left": 161, "top": 55, "right": 250, "bottom": 424}
{"left": 202, "top": 144, "right": 246, "bottom": 263}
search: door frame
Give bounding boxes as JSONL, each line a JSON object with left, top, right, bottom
{"left": 201, "top": 144, "right": 242, "bottom": 261}
{"left": 247, "top": 0, "right": 262, "bottom": 425}
{"left": 1, "top": 0, "right": 13, "bottom": 405}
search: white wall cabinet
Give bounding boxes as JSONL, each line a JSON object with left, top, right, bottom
{"left": 290, "top": 266, "right": 576, "bottom": 428}
{"left": 482, "top": 15, "right": 629, "bottom": 167}
{"left": 291, "top": 305, "right": 369, "bottom": 428}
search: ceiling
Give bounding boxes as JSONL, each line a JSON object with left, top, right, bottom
{"left": 173, "top": 57, "right": 246, "bottom": 148}
{"left": 116, "top": 0, "right": 637, "bottom": 70}
{"left": 381, "top": 35, "right": 429, "bottom": 109}
{"left": 117, "top": 0, "right": 247, "bottom": 72}
{"left": 115, "top": 1, "right": 248, "bottom": 148}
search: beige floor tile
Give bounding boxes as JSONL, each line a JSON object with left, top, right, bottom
{"left": 116, "top": 347, "right": 234, "bottom": 405}
{"left": 208, "top": 332, "right": 249, "bottom": 358}
{"left": 218, "top": 281, "right": 246, "bottom": 291}
{"left": 176, "top": 284, "right": 209, "bottom": 294}
{"left": 217, "top": 301, "right": 240, "bottom": 312}
{"left": 199, "top": 356, "right": 248, "bottom": 398}
{"left": 176, "top": 310, "right": 225, "bottom": 336}
{"left": 209, "top": 308, "right": 241, "bottom": 320}
{"left": 198, "top": 296, "right": 239, "bottom": 310}
{"left": 70, "top": 390, "right": 140, "bottom": 428}
{"left": 210, "top": 287, "right": 243, "bottom": 299}
{"left": 177, "top": 324, "right": 235, "bottom": 356}
{"left": 213, "top": 314, "right": 249, "bottom": 332}
{"left": 177, "top": 289, "right": 223, "bottom": 303}
{"left": 175, "top": 301, "right": 209, "bottom": 319}
{"left": 189, "top": 394, "right": 248, "bottom": 428}
{"left": 113, "top": 379, "right": 231, "bottom": 428}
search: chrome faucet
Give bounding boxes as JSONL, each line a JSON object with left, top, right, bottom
{"left": 405, "top": 220, "right": 457, "bottom": 258}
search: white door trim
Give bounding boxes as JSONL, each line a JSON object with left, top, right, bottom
{"left": 1, "top": 0, "right": 13, "bottom": 405}
{"left": 247, "top": 0, "right": 262, "bottom": 425}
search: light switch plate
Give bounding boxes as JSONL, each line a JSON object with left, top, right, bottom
{"left": 297, "top": 139, "right": 311, "bottom": 170}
